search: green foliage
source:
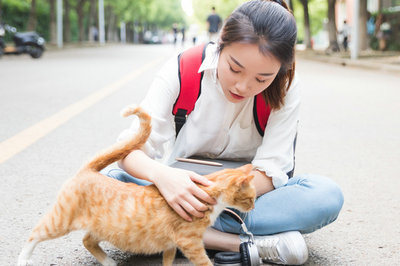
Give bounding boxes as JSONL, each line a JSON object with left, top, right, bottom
{"left": 191, "top": 0, "right": 327, "bottom": 41}
{"left": 2, "top": 0, "right": 186, "bottom": 42}
{"left": 1, "top": 0, "right": 48, "bottom": 41}
{"left": 68, "top": 5, "right": 79, "bottom": 42}
{"left": 370, "top": 36, "right": 379, "bottom": 50}
{"left": 192, "top": 0, "right": 247, "bottom": 30}
{"left": 35, "top": 0, "right": 50, "bottom": 40}
{"left": 292, "top": 0, "right": 327, "bottom": 42}
{"left": 2, "top": 0, "right": 30, "bottom": 30}
{"left": 147, "top": 0, "right": 186, "bottom": 28}
{"left": 110, "top": 0, "right": 185, "bottom": 29}
{"left": 2, "top": 0, "right": 30, "bottom": 10}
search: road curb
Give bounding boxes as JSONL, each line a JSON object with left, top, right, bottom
{"left": 296, "top": 50, "right": 400, "bottom": 75}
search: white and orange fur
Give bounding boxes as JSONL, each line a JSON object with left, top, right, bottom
{"left": 18, "top": 106, "right": 256, "bottom": 266}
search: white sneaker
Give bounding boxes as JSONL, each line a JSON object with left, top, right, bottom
{"left": 253, "top": 231, "right": 308, "bottom": 265}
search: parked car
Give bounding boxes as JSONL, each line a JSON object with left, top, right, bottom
{"left": 143, "top": 31, "right": 162, "bottom": 44}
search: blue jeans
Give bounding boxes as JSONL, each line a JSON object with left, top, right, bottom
{"left": 101, "top": 167, "right": 344, "bottom": 235}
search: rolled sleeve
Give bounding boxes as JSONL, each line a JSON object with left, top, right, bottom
{"left": 252, "top": 76, "right": 301, "bottom": 188}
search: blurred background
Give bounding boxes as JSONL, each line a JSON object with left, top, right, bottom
{"left": 1, "top": 1, "right": 399, "bottom": 265}
{"left": 0, "top": 0, "right": 399, "bottom": 54}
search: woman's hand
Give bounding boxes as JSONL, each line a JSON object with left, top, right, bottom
{"left": 152, "top": 167, "right": 217, "bottom": 222}
{"left": 119, "top": 150, "right": 216, "bottom": 221}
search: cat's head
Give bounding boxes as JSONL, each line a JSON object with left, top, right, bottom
{"left": 207, "top": 164, "right": 256, "bottom": 212}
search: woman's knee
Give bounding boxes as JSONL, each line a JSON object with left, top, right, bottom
{"left": 300, "top": 174, "right": 344, "bottom": 226}
{"left": 101, "top": 167, "right": 124, "bottom": 180}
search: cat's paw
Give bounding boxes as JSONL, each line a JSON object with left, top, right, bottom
{"left": 17, "top": 259, "right": 33, "bottom": 266}
{"left": 101, "top": 256, "right": 117, "bottom": 266}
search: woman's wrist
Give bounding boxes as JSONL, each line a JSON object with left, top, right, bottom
{"left": 119, "top": 149, "right": 167, "bottom": 184}
{"left": 146, "top": 163, "right": 170, "bottom": 184}
{"left": 251, "top": 170, "right": 274, "bottom": 197}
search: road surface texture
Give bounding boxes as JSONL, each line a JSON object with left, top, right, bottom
{"left": 0, "top": 44, "right": 399, "bottom": 265}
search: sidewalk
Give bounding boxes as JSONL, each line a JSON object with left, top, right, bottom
{"left": 46, "top": 42, "right": 400, "bottom": 75}
{"left": 296, "top": 48, "right": 400, "bottom": 75}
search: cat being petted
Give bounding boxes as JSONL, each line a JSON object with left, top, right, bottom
{"left": 18, "top": 106, "right": 256, "bottom": 266}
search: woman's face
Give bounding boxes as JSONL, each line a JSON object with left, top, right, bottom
{"left": 217, "top": 42, "right": 281, "bottom": 103}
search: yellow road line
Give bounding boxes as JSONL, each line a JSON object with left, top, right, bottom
{"left": 0, "top": 57, "right": 164, "bottom": 164}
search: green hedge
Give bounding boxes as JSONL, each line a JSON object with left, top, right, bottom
{"left": 2, "top": 1, "right": 50, "bottom": 41}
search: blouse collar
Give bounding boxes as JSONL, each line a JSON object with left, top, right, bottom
{"left": 198, "top": 43, "right": 220, "bottom": 83}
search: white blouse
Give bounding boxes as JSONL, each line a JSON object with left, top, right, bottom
{"left": 119, "top": 43, "right": 301, "bottom": 188}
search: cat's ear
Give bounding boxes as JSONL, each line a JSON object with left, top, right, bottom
{"left": 238, "top": 164, "right": 253, "bottom": 174}
{"left": 238, "top": 173, "right": 254, "bottom": 186}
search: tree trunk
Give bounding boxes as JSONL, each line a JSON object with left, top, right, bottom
{"left": 133, "top": 20, "right": 139, "bottom": 43}
{"left": 106, "top": 5, "right": 117, "bottom": 42}
{"left": 0, "top": 0, "right": 3, "bottom": 22}
{"left": 375, "top": 0, "right": 383, "bottom": 36}
{"left": 27, "top": 0, "right": 37, "bottom": 31}
{"left": 88, "top": 0, "right": 97, "bottom": 41}
{"left": 300, "top": 0, "right": 312, "bottom": 49}
{"left": 327, "top": 0, "right": 339, "bottom": 52}
{"left": 359, "top": 0, "right": 368, "bottom": 51}
{"left": 288, "top": 0, "right": 294, "bottom": 12}
{"left": 125, "top": 22, "right": 130, "bottom": 42}
{"left": 64, "top": 0, "right": 71, "bottom": 42}
{"left": 76, "top": 0, "right": 86, "bottom": 42}
{"left": 138, "top": 21, "right": 144, "bottom": 43}
{"left": 49, "top": 0, "right": 57, "bottom": 44}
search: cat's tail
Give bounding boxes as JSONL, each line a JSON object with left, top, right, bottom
{"left": 83, "top": 105, "right": 151, "bottom": 172}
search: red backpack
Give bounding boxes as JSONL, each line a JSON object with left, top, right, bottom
{"left": 172, "top": 43, "right": 271, "bottom": 137}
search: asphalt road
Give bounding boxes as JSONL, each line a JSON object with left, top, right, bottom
{"left": 0, "top": 44, "right": 399, "bottom": 265}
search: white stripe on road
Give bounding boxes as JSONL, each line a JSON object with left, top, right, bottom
{"left": 0, "top": 57, "right": 164, "bottom": 164}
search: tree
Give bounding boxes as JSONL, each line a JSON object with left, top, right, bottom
{"left": 108, "top": 0, "right": 186, "bottom": 43}
{"left": 299, "top": 0, "right": 312, "bottom": 49}
{"left": 27, "top": 0, "right": 37, "bottom": 30}
{"left": 375, "top": 0, "right": 383, "bottom": 35}
{"left": 49, "top": 0, "right": 57, "bottom": 44}
{"left": 288, "top": 0, "right": 294, "bottom": 12}
{"left": 0, "top": 0, "right": 3, "bottom": 22}
{"left": 75, "top": 0, "right": 86, "bottom": 42}
{"left": 358, "top": 0, "right": 368, "bottom": 51}
{"left": 106, "top": 4, "right": 117, "bottom": 41}
{"left": 88, "top": 0, "right": 97, "bottom": 41}
{"left": 291, "top": 0, "right": 326, "bottom": 46}
{"left": 64, "top": 0, "right": 71, "bottom": 42}
{"left": 327, "top": 0, "right": 339, "bottom": 52}
{"left": 2, "top": 0, "right": 187, "bottom": 44}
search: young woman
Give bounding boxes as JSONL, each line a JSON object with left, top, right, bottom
{"left": 104, "top": 1, "right": 344, "bottom": 264}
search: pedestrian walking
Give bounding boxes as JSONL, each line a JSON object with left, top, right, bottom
{"left": 103, "top": 1, "right": 344, "bottom": 265}
{"left": 340, "top": 20, "right": 350, "bottom": 52}
{"left": 190, "top": 23, "right": 199, "bottom": 46}
{"left": 181, "top": 26, "right": 186, "bottom": 46}
{"left": 90, "top": 25, "right": 98, "bottom": 42}
{"left": 172, "top": 23, "right": 178, "bottom": 46}
{"left": 207, "top": 6, "right": 222, "bottom": 42}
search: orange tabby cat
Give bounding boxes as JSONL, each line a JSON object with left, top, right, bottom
{"left": 18, "top": 106, "right": 256, "bottom": 266}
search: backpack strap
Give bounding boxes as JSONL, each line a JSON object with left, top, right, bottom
{"left": 253, "top": 93, "right": 271, "bottom": 136}
{"left": 173, "top": 43, "right": 207, "bottom": 136}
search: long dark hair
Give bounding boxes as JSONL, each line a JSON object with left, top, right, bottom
{"left": 218, "top": 0, "right": 297, "bottom": 110}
